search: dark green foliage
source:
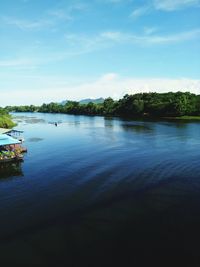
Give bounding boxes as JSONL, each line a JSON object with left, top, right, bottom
{"left": 3, "top": 92, "right": 200, "bottom": 118}
{"left": 5, "top": 105, "right": 39, "bottom": 113}
{"left": 103, "top": 97, "right": 117, "bottom": 115}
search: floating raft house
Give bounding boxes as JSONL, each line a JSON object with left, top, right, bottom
{"left": 0, "top": 134, "right": 21, "bottom": 146}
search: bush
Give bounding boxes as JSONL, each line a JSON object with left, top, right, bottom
{"left": 0, "top": 114, "right": 16, "bottom": 128}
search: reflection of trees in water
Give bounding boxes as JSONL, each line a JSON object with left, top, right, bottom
{"left": 0, "top": 162, "right": 24, "bottom": 179}
{"left": 104, "top": 117, "right": 114, "bottom": 128}
{"left": 160, "top": 120, "right": 188, "bottom": 129}
{"left": 27, "top": 137, "right": 44, "bottom": 143}
{"left": 13, "top": 116, "right": 46, "bottom": 124}
{"left": 121, "top": 123, "right": 152, "bottom": 133}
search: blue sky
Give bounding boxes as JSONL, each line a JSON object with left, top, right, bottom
{"left": 0, "top": 0, "right": 200, "bottom": 105}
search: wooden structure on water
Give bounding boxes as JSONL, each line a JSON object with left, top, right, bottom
{"left": 0, "top": 129, "right": 27, "bottom": 163}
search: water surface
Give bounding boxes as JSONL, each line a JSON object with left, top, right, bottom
{"left": 1, "top": 113, "right": 200, "bottom": 266}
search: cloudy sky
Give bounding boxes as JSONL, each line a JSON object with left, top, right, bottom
{"left": 0, "top": 0, "right": 200, "bottom": 106}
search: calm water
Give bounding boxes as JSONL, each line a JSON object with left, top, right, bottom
{"left": 1, "top": 113, "right": 200, "bottom": 266}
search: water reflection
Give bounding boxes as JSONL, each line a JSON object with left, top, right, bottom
{"left": 120, "top": 122, "right": 152, "bottom": 133}
{"left": 27, "top": 137, "right": 44, "bottom": 143}
{"left": 13, "top": 115, "right": 46, "bottom": 124}
{"left": 159, "top": 121, "right": 188, "bottom": 129}
{"left": 0, "top": 162, "right": 24, "bottom": 180}
{"left": 2, "top": 112, "right": 200, "bottom": 266}
{"left": 104, "top": 117, "right": 115, "bottom": 128}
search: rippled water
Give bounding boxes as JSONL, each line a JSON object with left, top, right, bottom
{"left": 1, "top": 113, "right": 200, "bottom": 266}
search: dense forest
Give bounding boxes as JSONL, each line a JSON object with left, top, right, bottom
{"left": 4, "top": 92, "right": 200, "bottom": 119}
{"left": 0, "top": 108, "right": 16, "bottom": 128}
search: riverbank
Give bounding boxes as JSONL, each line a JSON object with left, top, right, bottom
{"left": 163, "top": 116, "right": 200, "bottom": 121}
{"left": 116, "top": 114, "right": 200, "bottom": 122}
{"left": 10, "top": 111, "right": 200, "bottom": 123}
{"left": 5, "top": 92, "right": 200, "bottom": 121}
{"left": 0, "top": 114, "right": 16, "bottom": 128}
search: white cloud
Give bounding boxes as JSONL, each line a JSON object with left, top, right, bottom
{"left": 101, "top": 73, "right": 118, "bottom": 81}
{"left": 1, "top": 16, "right": 55, "bottom": 30}
{"left": 47, "top": 9, "right": 72, "bottom": 21}
{"left": 143, "top": 29, "right": 200, "bottom": 44}
{"left": 0, "top": 73, "right": 200, "bottom": 106}
{"left": 143, "top": 27, "right": 158, "bottom": 35}
{"left": 0, "top": 27, "right": 199, "bottom": 73}
{"left": 153, "top": 0, "right": 200, "bottom": 11}
{"left": 0, "top": 58, "right": 37, "bottom": 68}
{"left": 100, "top": 31, "right": 122, "bottom": 41}
{"left": 1, "top": 3, "right": 86, "bottom": 31}
{"left": 1, "top": 27, "right": 198, "bottom": 73}
{"left": 107, "top": 28, "right": 200, "bottom": 44}
{"left": 130, "top": 6, "right": 150, "bottom": 19}
{"left": 65, "top": 28, "right": 200, "bottom": 53}
{"left": 130, "top": 0, "right": 200, "bottom": 19}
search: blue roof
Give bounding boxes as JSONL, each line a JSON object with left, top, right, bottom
{"left": 0, "top": 134, "right": 21, "bottom": 146}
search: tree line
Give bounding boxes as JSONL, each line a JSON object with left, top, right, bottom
{"left": 4, "top": 92, "right": 200, "bottom": 118}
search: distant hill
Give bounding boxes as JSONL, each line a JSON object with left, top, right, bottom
{"left": 60, "top": 98, "right": 104, "bottom": 105}
{"left": 60, "top": 100, "right": 69, "bottom": 105}
{"left": 79, "top": 98, "right": 104, "bottom": 104}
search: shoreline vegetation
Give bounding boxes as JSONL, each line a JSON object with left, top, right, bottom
{"left": 3, "top": 92, "right": 200, "bottom": 121}
{"left": 163, "top": 115, "right": 200, "bottom": 121}
{"left": 0, "top": 108, "right": 16, "bottom": 129}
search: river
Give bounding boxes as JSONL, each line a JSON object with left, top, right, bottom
{"left": 0, "top": 112, "right": 200, "bottom": 266}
